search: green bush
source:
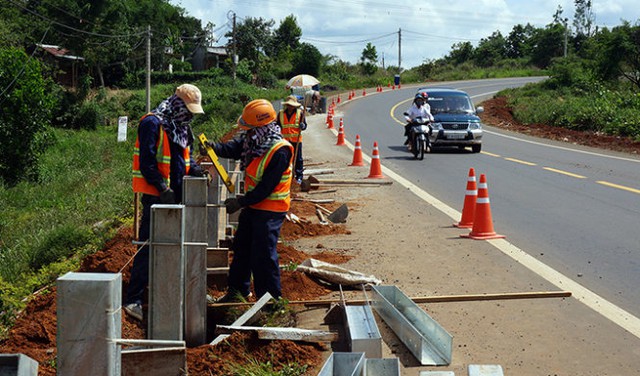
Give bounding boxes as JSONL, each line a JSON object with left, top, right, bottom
{"left": 0, "top": 47, "right": 56, "bottom": 185}
{"left": 73, "top": 101, "right": 104, "bottom": 130}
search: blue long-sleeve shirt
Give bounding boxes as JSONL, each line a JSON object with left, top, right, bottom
{"left": 213, "top": 139, "right": 292, "bottom": 207}
{"left": 138, "top": 115, "right": 194, "bottom": 201}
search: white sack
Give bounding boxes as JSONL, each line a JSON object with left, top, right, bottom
{"left": 296, "top": 258, "right": 381, "bottom": 286}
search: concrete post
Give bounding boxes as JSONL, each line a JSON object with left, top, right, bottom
{"left": 148, "top": 204, "right": 185, "bottom": 341}
{"left": 207, "top": 161, "right": 227, "bottom": 249}
{"left": 56, "top": 272, "right": 121, "bottom": 376}
{"left": 0, "top": 353, "right": 39, "bottom": 376}
{"left": 182, "top": 176, "right": 208, "bottom": 347}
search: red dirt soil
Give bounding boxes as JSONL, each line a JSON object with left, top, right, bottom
{"left": 0, "top": 199, "right": 351, "bottom": 374}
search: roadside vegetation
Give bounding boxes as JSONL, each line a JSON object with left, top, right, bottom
{"left": 0, "top": 3, "right": 638, "bottom": 374}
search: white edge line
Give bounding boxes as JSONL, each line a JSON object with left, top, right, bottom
{"left": 335, "top": 127, "right": 640, "bottom": 339}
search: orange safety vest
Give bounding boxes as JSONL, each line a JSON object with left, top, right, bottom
{"left": 244, "top": 139, "right": 294, "bottom": 212}
{"left": 132, "top": 113, "right": 191, "bottom": 196}
{"left": 279, "top": 108, "right": 303, "bottom": 143}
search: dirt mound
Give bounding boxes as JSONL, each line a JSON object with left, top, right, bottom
{"left": 186, "top": 332, "right": 323, "bottom": 375}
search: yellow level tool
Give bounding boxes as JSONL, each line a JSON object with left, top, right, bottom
{"left": 198, "top": 133, "right": 235, "bottom": 193}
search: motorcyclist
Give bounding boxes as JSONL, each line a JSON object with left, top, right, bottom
{"left": 403, "top": 92, "right": 434, "bottom": 146}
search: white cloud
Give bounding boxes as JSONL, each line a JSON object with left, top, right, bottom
{"left": 172, "top": 0, "right": 640, "bottom": 68}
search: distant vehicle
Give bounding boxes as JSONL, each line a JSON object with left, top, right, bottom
{"left": 417, "top": 87, "right": 483, "bottom": 153}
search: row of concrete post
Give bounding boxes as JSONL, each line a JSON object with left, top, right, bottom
{"left": 49, "top": 165, "right": 233, "bottom": 375}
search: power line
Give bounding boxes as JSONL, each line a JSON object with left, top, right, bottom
{"left": 302, "top": 31, "right": 397, "bottom": 45}
{"left": 6, "top": 0, "right": 147, "bottom": 39}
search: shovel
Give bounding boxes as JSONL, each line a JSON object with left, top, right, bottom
{"left": 300, "top": 175, "right": 392, "bottom": 192}
{"left": 315, "top": 203, "right": 349, "bottom": 223}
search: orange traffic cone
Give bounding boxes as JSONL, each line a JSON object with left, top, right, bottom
{"left": 327, "top": 113, "right": 334, "bottom": 129}
{"left": 336, "top": 118, "right": 345, "bottom": 146}
{"left": 367, "top": 141, "right": 384, "bottom": 178}
{"left": 349, "top": 134, "right": 365, "bottom": 166}
{"left": 454, "top": 168, "right": 477, "bottom": 228}
{"left": 460, "top": 174, "right": 505, "bottom": 240}
{"left": 392, "top": 84, "right": 396, "bottom": 90}
{"left": 337, "top": 95, "right": 341, "bottom": 104}
{"left": 362, "top": 88, "right": 366, "bottom": 96}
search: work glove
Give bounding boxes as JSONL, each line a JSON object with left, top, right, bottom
{"left": 198, "top": 141, "right": 216, "bottom": 156}
{"left": 160, "top": 188, "right": 176, "bottom": 204}
{"left": 224, "top": 198, "right": 242, "bottom": 214}
{"left": 189, "top": 164, "right": 205, "bottom": 177}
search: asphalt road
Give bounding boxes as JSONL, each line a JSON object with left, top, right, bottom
{"left": 336, "top": 77, "right": 640, "bottom": 321}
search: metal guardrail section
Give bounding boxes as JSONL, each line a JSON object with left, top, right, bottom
{"left": 370, "top": 285, "right": 453, "bottom": 366}
{"left": 364, "top": 358, "right": 401, "bottom": 376}
{"left": 345, "top": 305, "right": 382, "bottom": 358}
{"left": 317, "top": 352, "right": 365, "bottom": 376}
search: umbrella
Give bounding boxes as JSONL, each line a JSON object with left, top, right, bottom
{"left": 286, "top": 74, "right": 320, "bottom": 89}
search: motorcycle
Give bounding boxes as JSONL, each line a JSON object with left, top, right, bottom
{"left": 406, "top": 116, "right": 431, "bottom": 160}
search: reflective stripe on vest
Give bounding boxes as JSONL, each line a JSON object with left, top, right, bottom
{"left": 245, "top": 139, "right": 294, "bottom": 212}
{"left": 279, "top": 109, "right": 302, "bottom": 143}
{"left": 132, "top": 113, "right": 190, "bottom": 196}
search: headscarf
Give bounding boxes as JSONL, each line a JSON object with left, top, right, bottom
{"left": 239, "top": 122, "right": 283, "bottom": 170}
{"left": 151, "top": 94, "right": 194, "bottom": 148}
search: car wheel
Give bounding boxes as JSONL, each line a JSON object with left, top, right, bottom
{"left": 472, "top": 144, "right": 482, "bottom": 153}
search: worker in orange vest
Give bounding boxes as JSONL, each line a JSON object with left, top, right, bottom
{"left": 207, "top": 99, "right": 294, "bottom": 302}
{"left": 276, "top": 95, "right": 306, "bottom": 183}
{"left": 126, "top": 84, "right": 206, "bottom": 321}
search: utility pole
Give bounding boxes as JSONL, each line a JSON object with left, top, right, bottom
{"left": 230, "top": 11, "right": 237, "bottom": 81}
{"left": 146, "top": 25, "right": 151, "bottom": 112}
{"left": 563, "top": 18, "right": 568, "bottom": 58}
{"left": 398, "top": 28, "right": 402, "bottom": 73}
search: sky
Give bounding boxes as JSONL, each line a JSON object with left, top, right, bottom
{"left": 170, "top": 0, "right": 640, "bottom": 69}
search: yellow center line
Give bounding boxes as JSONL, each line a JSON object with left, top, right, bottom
{"left": 596, "top": 181, "right": 640, "bottom": 194}
{"left": 504, "top": 157, "right": 537, "bottom": 166}
{"left": 543, "top": 167, "right": 587, "bottom": 179}
{"left": 481, "top": 151, "right": 501, "bottom": 157}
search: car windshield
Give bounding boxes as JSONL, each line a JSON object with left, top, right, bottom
{"left": 427, "top": 94, "right": 474, "bottom": 115}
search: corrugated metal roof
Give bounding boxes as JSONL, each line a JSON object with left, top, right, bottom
{"left": 36, "top": 44, "right": 84, "bottom": 61}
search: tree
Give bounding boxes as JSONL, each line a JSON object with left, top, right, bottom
{"left": 0, "top": 47, "right": 56, "bottom": 185}
{"left": 360, "top": 42, "right": 378, "bottom": 75}
{"left": 447, "top": 41, "right": 474, "bottom": 64}
{"left": 573, "top": 0, "right": 595, "bottom": 38}
{"left": 291, "top": 42, "right": 321, "bottom": 77}
{"left": 473, "top": 31, "right": 507, "bottom": 67}
{"left": 226, "top": 17, "right": 274, "bottom": 75}
{"left": 592, "top": 23, "right": 640, "bottom": 89}
{"left": 529, "top": 16, "right": 566, "bottom": 68}
{"left": 272, "top": 14, "right": 301, "bottom": 57}
{"left": 506, "top": 24, "right": 535, "bottom": 59}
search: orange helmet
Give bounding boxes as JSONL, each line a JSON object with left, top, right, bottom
{"left": 237, "top": 99, "right": 276, "bottom": 129}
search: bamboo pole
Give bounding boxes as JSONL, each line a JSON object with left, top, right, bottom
{"left": 209, "top": 291, "right": 572, "bottom": 308}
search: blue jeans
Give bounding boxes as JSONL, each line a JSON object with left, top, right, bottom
{"left": 291, "top": 142, "right": 303, "bottom": 181}
{"left": 228, "top": 208, "right": 286, "bottom": 299}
